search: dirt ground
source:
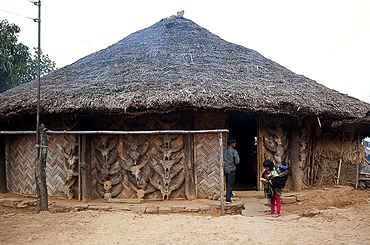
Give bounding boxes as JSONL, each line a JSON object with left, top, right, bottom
{"left": 1, "top": 185, "right": 369, "bottom": 245}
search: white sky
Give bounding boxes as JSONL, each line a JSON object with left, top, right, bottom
{"left": 1, "top": 0, "right": 370, "bottom": 103}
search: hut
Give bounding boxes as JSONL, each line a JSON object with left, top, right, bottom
{"left": 0, "top": 14, "right": 369, "bottom": 201}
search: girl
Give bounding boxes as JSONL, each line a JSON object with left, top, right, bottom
{"left": 261, "top": 160, "right": 288, "bottom": 217}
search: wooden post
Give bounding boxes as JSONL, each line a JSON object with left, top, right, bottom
{"left": 80, "top": 135, "right": 92, "bottom": 201}
{"left": 35, "top": 124, "right": 49, "bottom": 212}
{"left": 184, "top": 133, "right": 196, "bottom": 200}
{"left": 78, "top": 135, "right": 82, "bottom": 201}
{"left": 183, "top": 113, "right": 196, "bottom": 200}
{"left": 355, "top": 132, "right": 360, "bottom": 189}
{"left": 309, "top": 122, "right": 316, "bottom": 186}
{"left": 219, "top": 132, "right": 225, "bottom": 216}
{"left": 0, "top": 134, "right": 7, "bottom": 193}
{"left": 290, "top": 118, "right": 302, "bottom": 191}
{"left": 256, "top": 116, "right": 263, "bottom": 191}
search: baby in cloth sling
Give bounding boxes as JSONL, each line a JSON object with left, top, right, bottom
{"left": 261, "top": 160, "right": 288, "bottom": 217}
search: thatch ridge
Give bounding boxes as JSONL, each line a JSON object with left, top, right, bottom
{"left": 0, "top": 15, "right": 369, "bottom": 121}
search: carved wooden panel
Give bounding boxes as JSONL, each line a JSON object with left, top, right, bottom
{"left": 91, "top": 133, "right": 186, "bottom": 200}
{"left": 261, "top": 116, "right": 289, "bottom": 165}
{"left": 119, "top": 134, "right": 155, "bottom": 199}
{"left": 149, "top": 134, "right": 185, "bottom": 200}
{"left": 195, "top": 133, "right": 221, "bottom": 198}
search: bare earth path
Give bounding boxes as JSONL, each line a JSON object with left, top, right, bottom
{"left": 1, "top": 186, "right": 369, "bottom": 245}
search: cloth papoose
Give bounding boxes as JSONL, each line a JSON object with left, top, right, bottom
{"left": 261, "top": 160, "right": 289, "bottom": 217}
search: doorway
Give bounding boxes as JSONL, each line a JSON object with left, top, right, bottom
{"left": 227, "top": 112, "right": 258, "bottom": 191}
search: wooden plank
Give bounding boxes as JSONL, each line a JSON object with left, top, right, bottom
{"left": 184, "top": 133, "right": 196, "bottom": 200}
{"left": 183, "top": 113, "right": 196, "bottom": 200}
{"left": 219, "top": 132, "right": 225, "bottom": 216}
{"left": 0, "top": 135, "right": 7, "bottom": 193}
{"left": 80, "top": 135, "right": 92, "bottom": 201}
{"left": 290, "top": 117, "right": 302, "bottom": 191}
{"left": 257, "top": 116, "right": 263, "bottom": 191}
{"left": 107, "top": 198, "right": 144, "bottom": 203}
{"left": 193, "top": 134, "right": 198, "bottom": 197}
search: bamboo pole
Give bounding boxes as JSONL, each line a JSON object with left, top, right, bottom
{"left": 336, "top": 131, "right": 345, "bottom": 185}
{"left": 219, "top": 132, "right": 225, "bottom": 216}
{"left": 0, "top": 131, "right": 36, "bottom": 134}
{"left": 1, "top": 129, "right": 229, "bottom": 135}
{"left": 47, "top": 129, "right": 229, "bottom": 135}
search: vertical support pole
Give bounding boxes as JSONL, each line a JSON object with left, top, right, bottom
{"left": 193, "top": 135, "right": 198, "bottom": 197}
{"left": 336, "top": 131, "right": 345, "bottom": 185}
{"left": 34, "top": 0, "right": 47, "bottom": 213}
{"left": 0, "top": 134, "right": 7, "bottom": 193}
{"left": 355, "top": 132, "right": 360, "bottom": 189}
{"left": 78, "top": 135, "right": 81, "bottom": 201}
{"left": 356, "top": 159, "right": 359, "bottom": 189}
{"left": 35, "top": 124, "right": 49, "bottom": 212}
{"left": 183, "top": 113, "right": 196, "bottom": 200}
{"left": 308, "top": 122, "right": 316, "bottom": 186}
{"left": 291, "top": 117, "right": 302, "bottom": 191}
{"left": 184, "top": 133, "right": 196, "bottom": 200}
{"left": 219, "top": 132, "right": 225, "bottom": 216}
{"left": 257, "top": 116, "right": 263, "bottom": 191}
{"left": 80, "top": 135, "right": 92, "bottom": 201}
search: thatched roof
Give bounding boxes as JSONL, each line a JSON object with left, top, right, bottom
{"left": 1, "top": 15, "right": 369, "bottom": 123}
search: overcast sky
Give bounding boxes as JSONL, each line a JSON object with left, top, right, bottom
{"left": 1, "top": 0, "right": 370, "bottom": 103}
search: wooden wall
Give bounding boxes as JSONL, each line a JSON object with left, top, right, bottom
{"left": 4, "top": 113, "right": 225, "bottom": 200}
{"left": 259, "top": 115, "right": 365, "bottom": 190}
{"left": 309, "top": 124, "right": 364, "bottom": 186}
{"left": 5, "top": 112, "right": 363, "bottom": 199}
{"left": 5, "top": 134, "right": 67, "bottom": 197}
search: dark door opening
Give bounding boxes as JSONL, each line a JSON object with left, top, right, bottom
{"left": 227, "top": 112, "right": 258, "bottom": 191}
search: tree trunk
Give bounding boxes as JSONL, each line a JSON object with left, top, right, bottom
{"left": 35, "top": 124, "right": 49, "bottom": 212}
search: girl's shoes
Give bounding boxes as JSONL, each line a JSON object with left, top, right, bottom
{"left": 266, "top": 211, "right": 275, "bottom": 215}
{"left": 273, "top": 213, "right": 281, "bottom": 217}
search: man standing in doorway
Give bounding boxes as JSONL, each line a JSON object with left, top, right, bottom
{"left": 223, "top": 138, "right": 240, "bottom": 204}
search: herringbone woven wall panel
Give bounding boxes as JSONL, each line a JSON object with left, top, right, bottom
{"left": 195, "top": 133, "right": 221, "bottom": 198}
{"left": 6, "top": 135, "right": 68, "bottom": 197}
{"left": 46, "top": 135, "right": 68, "bottom": 197}
{"left": 6, "top": 135, "right": 36, "bottom": 195}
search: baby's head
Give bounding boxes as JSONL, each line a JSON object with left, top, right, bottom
{"left": 279, "top": 161, "right": 288, "bottom": 172}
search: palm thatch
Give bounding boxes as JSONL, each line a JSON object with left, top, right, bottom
{"left": 0, "top": 15, "right": 369, "bottom": 123}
